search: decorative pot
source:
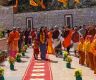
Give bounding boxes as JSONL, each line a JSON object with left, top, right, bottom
{"left": 22, "top": 52, "right": 25, "bottom": 56}
{"left": 66, "top": 62, "right": 71, "bottom": 68}
{"left": 0, "top": 75, "right": 5, "bottom": 80}
{"left": 16, "top": 57, "right": 21, "bottom": 62}
{"left": 63, "top": 56, "right": 67, "bottom": 61}
{"left": 10, "top": 63, "right": 14, "bottom": 70}
{"left": 76, "top": 76, "right": 82, "bottom": 80}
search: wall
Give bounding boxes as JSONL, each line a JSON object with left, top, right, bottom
{"left": 14, "top": 7, "right": 96, "bottom": 28}
{"left": 0, "top": 6, "right": 13, "bottom": 30}
{"left": 0, "top": 6, "right": 96, "bottom": 29}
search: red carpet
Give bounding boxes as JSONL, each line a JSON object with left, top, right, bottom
{"left": 22, "top": 55, "right": 53, "bottom": 80}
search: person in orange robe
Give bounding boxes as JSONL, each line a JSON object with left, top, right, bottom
{"left": 93, "top": 50, "right": 96, "bottom": 74}
{"left": 47, "top": 29, "right": 54, "bottom": 54}
{"left": 88, "top": 36, "right": 95, "bottom": 70}
{"left": 63, "top": 28, "right": 73, "bottom": 54}
{"left": 77, "top": 37, "right": 85, "bottom": 65}
{"left": 92, "top": 35, "right": 96, "bottom": 74}
{"left": 83, "top": 35, "right": 92, "bottom": 67}
{"left": 8, "top": 27, "right": 20, "bottom": 58}
{"left": 15, "top": 28, "right": 20, "bottom": 53}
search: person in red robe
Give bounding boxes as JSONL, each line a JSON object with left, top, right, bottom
{"left": 33, "top": 38, "right": 39, "bottom": 60}
{"left": 63, "top": 28, "right": 73, "bottom": 54}
{"left": 8, "top": 27, "right": 20, "bottom": 58}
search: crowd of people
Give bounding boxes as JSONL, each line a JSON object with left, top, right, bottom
{"left": 7, "top": 25, "right": 96, "bottom": 74}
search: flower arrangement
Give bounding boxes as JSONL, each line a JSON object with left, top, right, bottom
{"left": 0, "top": 32, "right": 4, "bottom": 38}
{"left": 74, "top": 69, "right": 82, "bottom": 80}
{"left": 8, "top": 57, "right": 15, "bottom": 64}
{"left": 24, "top": 45, "right": 28, "bottom": 50}
{"left": 0, "top": 67, "right": 4, "bottom": 76}
{"left": 66, "top": 56, "right": 72, "bottom": 63}
{"left": 0, "top": 67, "right": 4, "bottom": 80}
{"left": 66, "top": 56, "right": 72, "bottom": 68}
{"left": 8, "top": 57, "right": 15, "bottom": 70}
{"left": 16, "top": 53, "right": 22, "bottom": 62}
{"left": 62, "top": 51, "right": 68, "bottom": 61}
{"left": 40, "top": 32, "right": 45, "bottom": 44}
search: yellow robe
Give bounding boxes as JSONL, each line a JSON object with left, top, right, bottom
{"left": 83, "top": 40, "right": 91, "bottom": 66}
{"left": 77, "top": 42, "right": 84, "bottom": 52}
{"left": 77, "top": 41, "right": 85, "bottom": 65}
{"left": 90, "top": 39, "right": 96, "bottom": 73}
{"left": 47, "top": 31, "right": 54, "bottom": 54}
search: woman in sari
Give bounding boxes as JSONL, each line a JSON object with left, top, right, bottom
{"left": 47, "top": 28, "right": 54, "bottom": 54}
{"left": 39, "top": 27, "right": 47, "bottom": 60}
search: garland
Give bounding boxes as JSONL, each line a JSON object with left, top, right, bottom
{"left": 40, "top": 32, "right": 45, "bottom": 44}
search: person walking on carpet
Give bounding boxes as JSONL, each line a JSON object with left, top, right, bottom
{"left": 7, "top": 27, "right": 20, "bottom": 58}
{"left": 33, "top": 38, "right": 39, "bottom": 60}
{"left": 38, "top": 27, "right": 47, "bottom": 60}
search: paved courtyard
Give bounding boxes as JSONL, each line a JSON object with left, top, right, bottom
{"left": 0, "top": 47, "right": 96, "bottom": 80}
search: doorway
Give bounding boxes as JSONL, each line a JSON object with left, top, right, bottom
{"left": 26, "top": 17, "right": 33, "bottom": 29}
{"left": 64, "top": 14, "right": 73, "bottom": 28}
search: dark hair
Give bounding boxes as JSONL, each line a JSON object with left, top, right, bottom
{"left": 40, "top": 27, "right": 44, "bottom": 33}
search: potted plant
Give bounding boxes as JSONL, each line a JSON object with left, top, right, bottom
{"left": 66, "top": 56, "right": 72, "bottom": 68}
{"left": 24, "top": 45, "right": 28, "bottom": 52}
{"left": 62, "top": 51, "right": 68, "bottom": 61}
{"left": 8, "top": 57, "right": 15, "bottom": 70}
{"left": 0, "top": 67, "right": 4, "bottom": 80}
{"left": 21, "top": 47, "right": 26, "bottom": 56}
{"left": 75, "top": 69, "right": 82, "bottom": 80}
{"left": 16, "top": 53, "right": 22, "bottom": 62}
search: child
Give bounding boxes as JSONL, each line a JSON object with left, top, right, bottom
{"left": 33, "top": 38, "right": 39, "bottom": 60}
